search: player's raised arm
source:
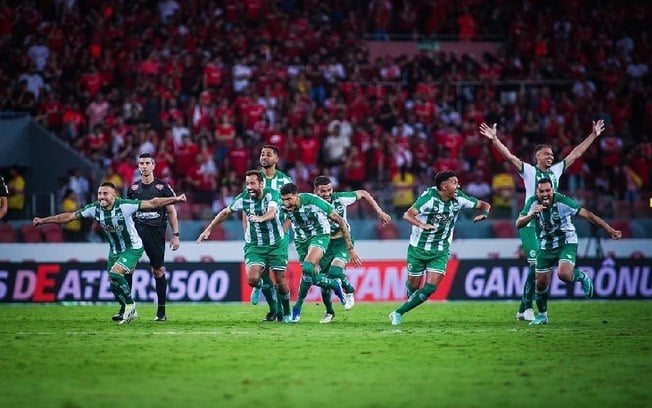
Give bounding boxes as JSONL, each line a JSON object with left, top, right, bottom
{"left": 562, "top": 120, "right": 605, "bottom": 168}
{"left": 197, "top": 207, "right": 232, "bottom": 242}
{"left": 141, "top": 194, "right": 187, "bottom": 209}
{"left": 479, "top": 122, "right": 523, "bottom": 171}
{"left": 576, "top": 208, "right": 622, "bottom": 239}
{"left": 33, "top": 211, "right": 79, "bottom": 226}
{"left": 355, "top": 190, "right": 392, "bottom": 225}
{"left": 472, "top": 200, "right": 491, "bottom": 223}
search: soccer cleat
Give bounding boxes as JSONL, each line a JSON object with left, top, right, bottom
{"left": 516, "top": 308, "right": 535, "bottom": 321}
{"left": 119, "top": 303, "right": 138, "bottom": 325}
{"left": 290, "top": 306, "right": 301, "bottom": 323}
{"left": 529, "top": 314, "right": 549, "bottom": 325}
{"left": 389, "top": 311, "right": 402, "bottom": 326}
{"left": 581, "top": 272, "right": 594, "bottom": 298}
{"left": 344, "top": 293, "right": 355, "bottom": 311}
{"left": 281, "top": 314, "right": 291, "bottom": 323}
{"left": 261, "top": 312, "right": 278, "bottom": 322}
{"left": 112, "top": 306, "right": 125, "bottom": 321}
{"left": 333, "top": 279, "right": 346, "bottom": 305}
{"left": 319, "top": 313, "right": 334, "bottom": 324}
{"left": 250, "top": 286, "right": 261, "bottom": 305}
{"left": 154, "top": 314, "right": 167, "bottom": 322}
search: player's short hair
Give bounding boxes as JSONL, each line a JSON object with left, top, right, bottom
{"left": 100, "top": 182, "right": 116, "bottom": 189}
{"left": 534, "top": 144, "right": 554, "bottom": 154}
{"left": 245, "top": 170, "right": 263, "bottom": 182}
{"left": 280, "top": 182, "right": 298, "bottom": 195}
{"left": 261, "top": 144, "right": 279, "bottom": 156}
{"left": 537, "top": 177, "right": 553, "bottom": 187}
{"left": 313, "top": 175, "right": 331, "bottom": 188}
{"left": 434, "top": 170, "right": 456, "bottom": 190}
{"left": 138, "top": 152, "right": 155, "bottom": 161}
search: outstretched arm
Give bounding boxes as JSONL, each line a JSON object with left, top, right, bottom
{"left": 479, "top": 123, "right": 522, "bottom": 171}
{"left": 196, "top": 207, "right": 232, "bottom": 242}
{"left": 403, "top": 207, "right": 435, "bottom": 230}
{"left": 141, "top": 193, "right": 187, "bottom": 209}
{"left": 355, "top": 190, "right": 392, "bottom": 225}
{"left": 472, "top": 200, "right": 491, "bottom": 223}
{"left": 577, "top": 208, "right": 622, "bottom": 239}
{"left": 562, "top": 120, "right": 605, "bottom": 168}
{"left": 33, "top": 212, "right": 79, "bottom": 226}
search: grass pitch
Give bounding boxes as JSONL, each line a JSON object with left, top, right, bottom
{"left": 0, "top": 301, "right": 650, "bottom": 408}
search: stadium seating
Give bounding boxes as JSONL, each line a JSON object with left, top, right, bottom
{"left": 0, "top": 224, "right": 17, "bottom": 242}
{"left": 377, "top": 221, "right": 399, "bottom": 240}
{"left": 19, "top": 223, "right": 43, "bottom": 243}
{"left": 610, "top": 220, "right": 633, "bottom": 239}
{"left": 491, "top": 220, "right": 517, "bottom": 238}
{"left": 41, "top": 224, "right": 64, "bottom": 243}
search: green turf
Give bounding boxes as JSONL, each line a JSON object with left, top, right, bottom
{"left": 0, "top": 301, "right": 650, "bottom": 408}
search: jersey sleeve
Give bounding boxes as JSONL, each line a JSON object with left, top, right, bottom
{"left": 267, "top": 190, "right": 281, "bottom": 209}
{"left": 411, "top": 189, "right": 432, "bottom": 212}
{"left": 551, "top": 161, "right": 566, "bottom": 179}
{"left": 304, "top": 193, "right": 334, "bottom": 214}
{"left": 335, "top": 191, "right": 358, "bottom": 207}
{"left": 555, "top": 193, "right": 581, "bottom": 216}
{"left": 455, "top": 190, "right": 479, "bottom": 209}
{"left": 519, "top": 161, "right": 534, "bottom": 179}
{"left": 160, "top": 182, "right": 176, "bottom": 198}
{"left": 127, "top": 184, "right": 136, "bottom": 199}
{"left": 77, "top": 202, "right": 97, "bottom": 219}
{"left": 228, "top": 193, "right": 246, "bottom": 212}
{"left": 117, "top": 198, "right": 141, "bottom": 216}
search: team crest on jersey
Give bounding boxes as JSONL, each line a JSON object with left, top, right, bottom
{"left": 155, "top": 184, "right": 164, "bottom": 190}
{"left": 130, "top": 184, "right": 138, "bottom": 190}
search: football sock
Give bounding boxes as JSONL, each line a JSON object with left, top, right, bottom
{"left": 155, "top": 275, "right": 167, "bottom": 315}
{"left": 280, "top": 290, "right": 290, "bottom": 316}
{"left": 261, "top": 279, "right": 277, "bottom": 314}
{"left": 109, "top": 272, "right": 133, "bottom": 304}
{"left": 110, "top": 280, "right": 125, "bottom": 307}
{"left": 572, "top": 268, "right": 585, "bottom": 282}
{"left": 275, "top": 285, "right": 283, "bottom": 316}
{"left": 328, "top": 265, "right": 354, "bottom": 293}
{"left": 294, "top": 275, "right": 312, "bottom": 312}
{"left": 519, "top": 265, "right": 535, "bottom": 312}
{"left": 534, "top": 286, "right": 549, "bottom": 313}
{"left": 125, "top": 272, "right": 133, "bottom": 290}
{"left": 397, "top": 283, "right": 437, "bottom": 314}
{"left": 321, "top": 287, "right": 335, "bottom": 315}
{"left": 405, "top": 281, "right": 418, "bottom": 298}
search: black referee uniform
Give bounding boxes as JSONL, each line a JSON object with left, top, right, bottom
{"left": 0, "top": 175, "right": 8, "bottom": 220}
{"left": 127, "top": 178, "right": 177, "bottom": 320}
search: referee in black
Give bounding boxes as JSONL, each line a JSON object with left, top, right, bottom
{"left": 122, "top": 152, "right": 180, "bottom": 321}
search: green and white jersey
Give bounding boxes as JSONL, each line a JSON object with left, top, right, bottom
{"left": 408, "top": 188, "right": 478, "bottom": 252}
{"left": 283, "top": 193, "right": 334, "bottom": 242}
{"left": 521, "top": 192, "right": 581, "bottom": 250}
{"left": 229, "top": 188, "right": 284, "bottom": 246}
{"left": 78, "top": 198, "right": 143, "bottom": 254}
{"left": 263, "top": 169, "right": 293, "bottom": 192}
{"left": 519, "top": 161, "right": 565, "bottom": 227}
{"left": 328, "top": 191, "right": 358, "bottom": 235}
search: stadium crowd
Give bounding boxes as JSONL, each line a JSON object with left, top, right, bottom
{"left": 1, "top": 0, "right": 650, "bottom": 221}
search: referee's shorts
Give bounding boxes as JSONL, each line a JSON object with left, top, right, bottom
{"left": 135, "top": 224, "right": 167, "bottom": 270}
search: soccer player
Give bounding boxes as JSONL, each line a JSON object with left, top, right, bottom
{"left": 256, "top": 144, "right": 294, "bottom": 321}
{"left": 479, "top": 120, "right": 604, "bottom": 321}
{"left": 197, "top": 170, "right": 291, "bottom": 322}
{"left": 516, "top": 178, "right": 622, "bottom": 325}
{"left": 125, "top": 153, "right": 180, "bottom": 322}
{"left": 33, "top": 182, "right": 186, "bottom": 324}
{"left": 389, "top": 171, "right": 491, "bottom": 326}
{"left": 280, "top": 182, "right": 362, "bottom": 323}
{"left": 0, "top": 174, "right": 8, "bottom": 219}
{"left": 312, "top": 175, "right": 392, "bottom": 323}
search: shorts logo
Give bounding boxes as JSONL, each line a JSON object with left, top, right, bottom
{"left": 529, "top": 250, "right": 537, "bottom": 258}
{"left": 566, "top": 254, "right": 572, "bottom": 259}
{"left": 407, "top": 263, "right": 413, "bottom": 271}
{"left": 120, "top": 258, "right": 128, "bottom": 263}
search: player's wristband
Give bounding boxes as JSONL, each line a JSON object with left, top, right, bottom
{"left": 173, "top": 232, "right": 180, "bottom": 237}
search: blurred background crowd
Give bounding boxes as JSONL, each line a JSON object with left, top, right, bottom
{"left": 1, "top": 0, "right": 650, "bottom": 231}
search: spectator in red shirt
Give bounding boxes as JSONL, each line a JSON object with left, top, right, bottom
{"left": 343, "top": 145, "right": 367, "bottom": 190}
{"left": 225, "top": 137, "right": 250, "bottom": 178}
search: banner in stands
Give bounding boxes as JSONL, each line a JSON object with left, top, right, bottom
{"left": 0, "top": 263, "right": 241, "bottom": 303}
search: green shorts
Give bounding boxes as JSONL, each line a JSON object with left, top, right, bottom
{"left": 519, "top": 225, "right": 539, "bottom": 265}
{"left": 108, "top": 247, "right": 145, "bottom": 273}
{"left": 535, "top": 243, "right": 578, "bottom": 273}
{"left": 406, "top": 245, "right": 449, "bottom": 277}
{"left": 295, "top": 234, "right": 330, "bottom": 262}
{"left": 319, "top": 237, "right": 352, "bottom": 271}
{"left": 244, "top": 243, "right": 288, "bottom": 271}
